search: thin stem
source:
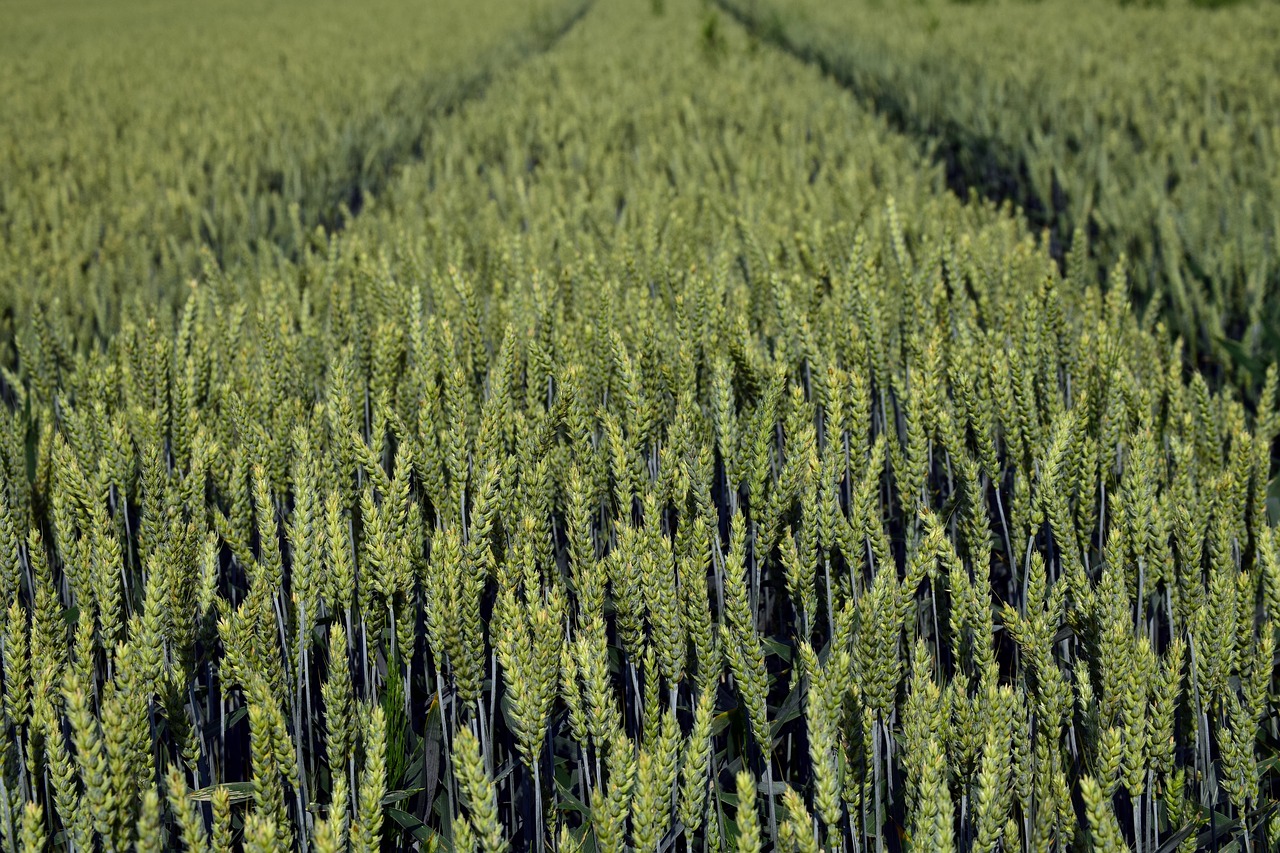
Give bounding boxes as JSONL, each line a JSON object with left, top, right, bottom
{"left": 436, "top": 670, "right": 456, "bottom": 823}
{"left": 873, "top": 717, "right": 883, "bottom": 853}
{"left": 764, "top": 753, "right": 778, "bottom": 845}
{"left": 533, "top": 754, "right": 545, "bottom": 853}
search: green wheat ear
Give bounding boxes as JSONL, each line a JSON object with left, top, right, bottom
{"left": 453, "top": 727, "right": 506, "bottom": 853}
{"left": 678, "top": 685, "right": 718, "bottom": 834}
{"left": 778, "top": 786, "right": 820, "bottom": 853}
{"left": 735, "top": 771, "right": 764, "bottom": 853}
{"left": 351, "top": 704, "right": 387, "bottom": 853}
{"left": 21, "top": 801, "right": 47, "bottom": 852}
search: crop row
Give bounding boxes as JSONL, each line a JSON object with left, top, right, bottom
{"left": 720, "top": 0, "right": 1280, "bottom": 390}
{"left": 0, "top": 0, "right": 589, "bottom": 367}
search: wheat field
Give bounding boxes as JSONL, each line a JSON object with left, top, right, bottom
{"left": 0, "top": 0, "right": 1276, "bottom": 850}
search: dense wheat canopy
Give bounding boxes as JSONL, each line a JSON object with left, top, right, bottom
{"left": 0, "top": 0, "right": 588, "bottom": 364}
{"left": 0, "top": 0, "right": 1276, "bottom": 850}
{"left": 719, "top": 0, "right": 1280, "bottom": 390}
